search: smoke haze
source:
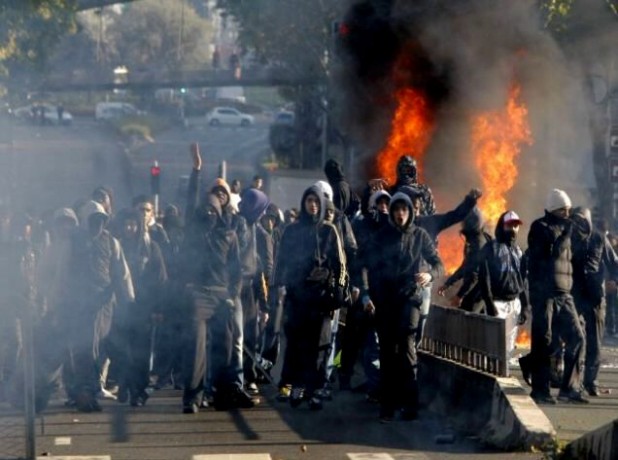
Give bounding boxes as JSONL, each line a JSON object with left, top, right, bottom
{"left": 336, "top": 0, "right": 598, "bottom": 225}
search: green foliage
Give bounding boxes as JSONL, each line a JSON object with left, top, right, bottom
{"left": 0, "top": 0, "right": 78, "bottom": 80}
{"left": 110, "top": 0, "right": 213, "bottom": 72}
{"left": 216, "top": 0, "right": 344, "bottom": 79}
{"left": 108, "top": 114, "right": 172, "bottom": 142}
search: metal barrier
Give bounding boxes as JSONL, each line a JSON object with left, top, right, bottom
{"left": 419, "top": 304, "right": 516, "bottom": 377}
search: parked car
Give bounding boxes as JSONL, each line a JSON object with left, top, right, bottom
{"left": 13, "top": 103, "right": 72, "bottom": 125}
{"left": 206, "top": 107, "right": 254, "bottom": 127}
{"left": 95, "top": 102, "right": 141, "bottom": 120}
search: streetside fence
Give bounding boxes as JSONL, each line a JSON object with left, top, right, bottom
{"left": 419, "top": 304, "right": 516, "bottom": 377}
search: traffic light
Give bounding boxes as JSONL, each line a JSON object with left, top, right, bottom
{"left": 150, "top": 161, "right": 161, "bottom": 195}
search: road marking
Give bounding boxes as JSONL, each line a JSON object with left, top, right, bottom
{"left": 192, "top": 455, "right": 271, "bottom": 460}
{"left": 347, "top": 454, "right": 431, "bottom": 460}
{"left": 54, "top": 437, "right": 72, "bottom": 445}
{"left": 36, "top": 457, "right": 111, "bottom": 460}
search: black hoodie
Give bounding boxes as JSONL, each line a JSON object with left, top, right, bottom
{"left": 274, "top": 186, "right": 347, "bottom": 301}
{"left": 365, "top": 193, "right": 443, "bottom": 307}
{"left": 571, "top": 207, "right": 618, "bottom": 305}
{"left": 478, "top": 212, "right": 527, "bottom": 316}
{"left": 324, "top": 159, "right": 354, "bottom": 217}
{"left": 183, "top": 185, "right": 242, "bottom": 299}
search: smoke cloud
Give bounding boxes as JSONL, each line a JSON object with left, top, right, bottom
{"left": 336, "top": 0, "right": 598, "bottom": 224}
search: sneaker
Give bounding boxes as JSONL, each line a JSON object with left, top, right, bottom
{"left": 583, "top": 384, "right": 599, "bottom": 397}
{"left": 199, "top": 398, "right": 209, "bottom": 409}
{"left": 308, "top": 396, "right": 323, "bottom": 410}
{"left": 245, "top": 382, "right": 260, "bottom": 396}
{"left": 530, "top": 392, "right": 557, "bottom": 405}
{"left": 290, "top": 387, "right": 305, "bottom": 408}
{"left": 277, "top": 385, "right": 291, "bottom": 402}
{"left": 130, "top": 391, "right": 149, "bottom": 407}
{"left": 558, "top": 390, "right": 589, "bottom": 404}
{"left": 182, "top": 402, "right": 199, "bottom": 414}
{"left": 76, "top": 392, "right": 102, "bottom": 413}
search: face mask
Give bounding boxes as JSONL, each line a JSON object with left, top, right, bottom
{"left": 196, "top": 207, "right": 218, "bottom": 231}
{"left": 504, "top": 229, "right": 517, "bottom": 242}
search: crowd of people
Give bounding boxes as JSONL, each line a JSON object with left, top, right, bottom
{"left": 0, "top": 144, "right": 617, "bottom": 423}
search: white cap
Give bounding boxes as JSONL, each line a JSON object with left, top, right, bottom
{"left": 503, "top": 210, "right": 523, "bottom": 225}
{"left": 545, "top": 189, "right": 572, "bottom": 212}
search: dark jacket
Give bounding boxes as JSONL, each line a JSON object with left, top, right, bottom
{"left": 415, "top": 192, "right": 477, "bottom": 241}
{"left": 527, "top": 211, "right": 573, "bottom": 297}
{"left": 324, "top": 159, "right": 356, "bottom": 218}
{"left": 352, "top": 210, "right": 390, "bottom": 290}
{"left": 184, "top": 170, "right": 242, "bottom": 299}
{"left": 443, "top": 208, "right": 492, "bottom": 299}
{"left": 366, "top": 193, "right": 444, "bottom": 308}
{"left": 478, "top": 212, "right": 528, "bottom": 316}
{"left": 274, "top": 186, "right": 347, "bottom": 307}
{"left": 571, "top": 207, "right": 618, "bottom": 306}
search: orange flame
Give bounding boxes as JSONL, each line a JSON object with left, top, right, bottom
{"left": 473, "top": 84, "right": 533, "bottom": 226}
{"left": 376, "top": 87, "right": 435, "bottom": 185}
{"left": 436, "top": 83, "right": 533, "bottom": 276}
{"left": 515, "top": 327, "right": 531, "bottom": 349}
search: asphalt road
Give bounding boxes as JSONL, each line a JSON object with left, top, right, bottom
{"left": 0, "top": 115, "right": 269, "bottom": 214}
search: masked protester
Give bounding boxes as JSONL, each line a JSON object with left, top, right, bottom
{"left": 478, "top": 211, "right": 529, "bottom": 352}
{"left": 438, "top": 207, "right": 492, "bottom": 312}
{"left": 338, "top": 190, "right": 390, "bottom": 399}
{"left": 181, "top": 144, "right": 252, "bottom": 413}
{"left": 238, "top": 188, "right": 273, "bottom": 397}
{"left": 570, "top": 207, "right": 618, "bottom": 396}
{"left": 114, "top": 209, "right": 167, "bottom": 407}
{"left": 275, "top": 185, "right": 347, "bottom": 410}
{"left": 362, "top": 192, "right": 444, "bottom": 422}
{"left": 522, "top": 189, "right": 587, "bottom": 405}
{"left": 390, "top": 155, "right": 436, "bottom": 216}
{"left": 66, "top": 201, "right": 135, "bottom": 412}
{"left": 324, "top": 159, "right": 359, "bottom": 219}
{"left": 209, "top": 175, "right": 250, "bottom": 398}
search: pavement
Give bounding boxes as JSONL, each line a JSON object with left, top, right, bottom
{"left": 512, "top": 335, "right": 618, "bottom": 443}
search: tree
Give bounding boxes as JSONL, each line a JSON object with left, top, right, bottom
{"left": 540, "top": 0, "right": 618, "bottom": 224}
{"left": 0, "top": 0, "right": 78, "bottom": 90}
{"left": 109, "top": 0, "right": 214, "bottom": 74}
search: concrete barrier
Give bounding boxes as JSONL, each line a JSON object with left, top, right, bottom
{"left": 419, "top": 352, "right": 556, "bottom": 451}
{"left": 561, "top": 419, "right": 618, "bottom": 460}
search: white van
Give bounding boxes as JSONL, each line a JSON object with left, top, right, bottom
{"left": 95, "top": 102, "right": 140, "bottom": 120}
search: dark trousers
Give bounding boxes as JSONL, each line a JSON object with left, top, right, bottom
{"left": 282, "top": 305, "right": 330, "bottom": 394}
{"left": 182, "top": 291, "right": 232, "bottom": 406}
{"left": 339, "top": 302, "right": 380, "bottom": 393}
{"left": 260, "top": 295, "right": 284, "bottom": 368}
{"left": 575, "top": 297, "right": 605, "bottom": 388}
{"left": 241, "top": 280, "right": 259, "bottom": 384}
{"left": 530, "top": 293, "right": 585, "bottom": 395}
{"left": 376, "top": 300, "right": 420, "bottom": 414}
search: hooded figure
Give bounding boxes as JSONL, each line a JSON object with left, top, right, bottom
{"left": 478, "top": 211, "right": 528, "bottom": 351}
{"left": 439, "top": 207, "right": 492, "bottom": 312}
{"left": 114, "top": 208, "right": 167, "bottom": 407}
{"left": 237, "top": 188, "right": 273, "bottom": 394}
{"left": 391, "top": 156, "right": 436, "bottom": 216}
{"left": 324, "top": 159, "right": 359, "bottom": 218}
{"left": 181, "top": 188, "right": 250, "bottom": 412}
{"left": 570, "top": 207, "right": 618, "bottom": 395}
{"left": 361, "top": 191, "right": 443, "bottom": 422}
{"left": 66, "top": 200, "right": 134, "bottom": 412}
{"left": 275, "top": 185, "right": 347, "bottom": 410}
